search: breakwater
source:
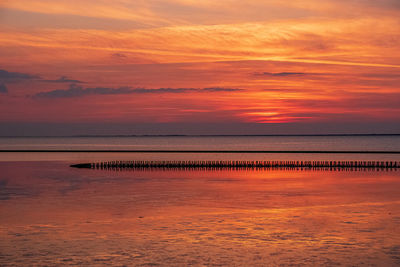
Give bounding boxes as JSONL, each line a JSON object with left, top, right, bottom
{"left": 71, "top": 160, "right": 400, "bottom": 170}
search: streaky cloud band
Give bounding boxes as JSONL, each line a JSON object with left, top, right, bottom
{"left": 32, "top": 84, "right": 244, "bottom": 98}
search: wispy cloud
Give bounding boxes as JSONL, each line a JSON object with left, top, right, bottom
{"left": 0, "top": 7, "right": 152, "bottom": 31}
{"left": 112, "top": 53, "right": 127, "bottom": 58}
{"left": 32, "top": 84, "right": 243, "bottom": 98}
{"left": 0, "top": 70, "right": 85, "bottom": 85}
{"left": 2, "top": 16, "right": 399, "bottom": 69}
{"left": 43, "top": 76, "right": 84, "bottom": 83}
{"left": 202, "top": 87, "right": 243, "bottom": 92}
{"left": 254, "top": 72, "right": 307, "bottom": 77}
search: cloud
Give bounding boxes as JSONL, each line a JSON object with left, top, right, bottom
{"left": 0, "top": 69, "right": 39, "bottom": 82}
{"left": 0, "top": 7, "right": 152, "bottom": 31}
{"left": 32, "top": 84, "right": 243, "bottom": 98}
{"left": 43, "top": 76, "right": 84, "bottom": 83}
{"left": 0, "top": 84, "right": 8, "bottom": 94}
{"left": 112, "top": 53, "right": 127, "bottom": 58}
{"left": 202, "top": 87, "right": 244, "bottom": 92}
{"left": 262, "top": 88, "right": 320, "bottom": 93}
{"left": 352, "top": 0, "right": 400, "bottom": 9}
{"left": 254, "top": 72, "right": 307, "bottom": 77}
{"left": 0, "top": 69, "right": 84, "bottom": 84}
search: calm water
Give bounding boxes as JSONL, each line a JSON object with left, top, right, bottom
{"left": 1, "top": 135, "right": 400, "bottom": 151}
{"left": 1, "top": 135, "right": 400, "bottom": 163}
{"left": 1, "top": 136, "right": 400, "bottom": 266}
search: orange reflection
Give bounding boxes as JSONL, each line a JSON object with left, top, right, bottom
{"left": 1, "top": 162, "right": 400, "bottom": 265}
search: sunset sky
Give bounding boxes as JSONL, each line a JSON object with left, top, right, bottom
{"left": 0, "top": 0, "right": 399, "bottom": 134}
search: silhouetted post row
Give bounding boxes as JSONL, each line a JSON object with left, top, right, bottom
{"left": 70, "top": 160, "right": 400, "bottom": 171}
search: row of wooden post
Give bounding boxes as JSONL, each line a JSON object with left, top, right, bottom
{"left": 71, "top": 160, "right": 400, "bottom": 170}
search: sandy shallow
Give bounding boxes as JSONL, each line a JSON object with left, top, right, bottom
{"left": 1, "top": 161, "right": 400, "bottom": 266}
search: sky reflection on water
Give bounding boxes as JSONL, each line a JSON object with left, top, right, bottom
{"left": 1, "top": 161, "right": 400, "bottom": 265}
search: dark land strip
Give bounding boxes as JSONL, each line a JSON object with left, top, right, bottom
{"left": 1, "top": 150, "right": 400, "bottom": 154}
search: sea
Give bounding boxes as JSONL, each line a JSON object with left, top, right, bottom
{"left": 1, "top": 135, "right": 400, "bottom": 266}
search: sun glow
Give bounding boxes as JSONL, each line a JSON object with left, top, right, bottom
{"left": 0, "top": 0, "right": 399, "bottom": 124}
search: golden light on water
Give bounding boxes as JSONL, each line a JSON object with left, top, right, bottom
{"left": 1, "top": 161, "right": 400, "bottom": 265}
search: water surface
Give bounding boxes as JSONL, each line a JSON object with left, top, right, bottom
{"left": 1, "top": 136, "right": 400, "bottom": 265}
{"left": 1, "top": 135, "right": 399, "bottom": 151}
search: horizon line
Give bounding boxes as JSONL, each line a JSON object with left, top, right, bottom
{"left": 1, "top": 150, "right": 399, "bottom": 154}
{"left": 1, "top": 133, "right": 400, "bottom": 138}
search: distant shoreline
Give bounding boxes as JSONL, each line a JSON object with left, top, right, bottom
{"left": 0, "top": 134, "right": 400, "bottom": 138}
{"left": 1, "top": 150, "right": 399, "bottom": 154}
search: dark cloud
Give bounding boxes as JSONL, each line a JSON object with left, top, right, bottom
{"left": 0, "top": 84, "right": 8, "bottom": 94}
{"left": 33, "top": 84, "right": 119, "bottom": 98}
{"left": 203, "top": 87, "right": 243, "bottom": 92}
{"left": 32, "top": 84, "right": 243, "bottom": 98}
{"left": 254, "top": 72, "right": 307, "bottom": 77}
{"left": 43, "top": 76, "right": 84, "bottom": 83}
{"left": 0, "top": 69, "right": 84, "bottom": 85}
{"left": 262, "top": 88, "right": 320, "bottom": 93}
{"left": 0, "top": 69, "right": 39, "bottom": 82}
{"left": 112, "top": 53, "right": 127, "bottom": 58}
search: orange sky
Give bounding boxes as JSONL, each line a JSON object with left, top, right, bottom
{"left": 0, "top": 0, "right": 399, "bottom": 130}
